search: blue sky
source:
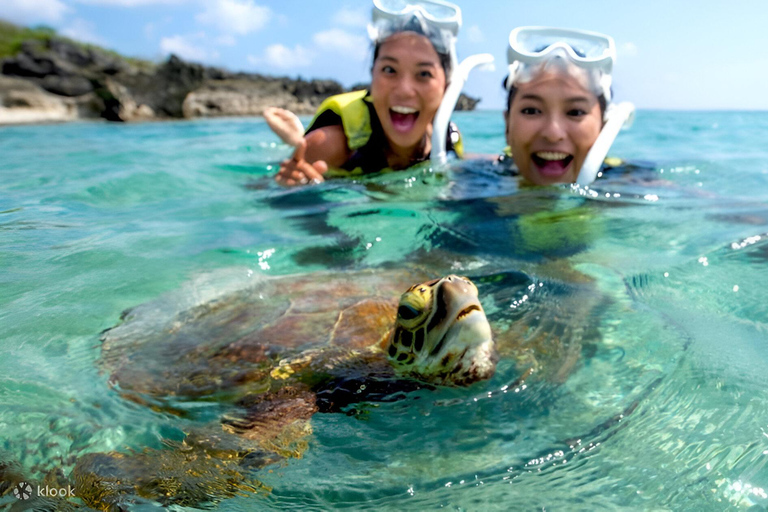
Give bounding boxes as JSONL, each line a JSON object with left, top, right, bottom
{"left": 3, "top": 0, "right": 768, "bottom": 110}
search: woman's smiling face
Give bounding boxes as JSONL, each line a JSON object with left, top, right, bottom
{"left": 505, "top": 70, "right": 603, "bottom": 185}
{"left": 370, "top": 32, "right": 447, "bottom": 159}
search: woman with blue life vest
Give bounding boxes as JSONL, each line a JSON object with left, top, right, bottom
{"left": 500, "top": 26, "right": 635, "bottom": 186}
{"left": 272, "top": 0, "right": 465, "bottom": 186}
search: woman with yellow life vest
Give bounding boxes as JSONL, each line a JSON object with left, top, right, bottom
{"left": 270, "top": 0, "right": 465, "bottom": 186}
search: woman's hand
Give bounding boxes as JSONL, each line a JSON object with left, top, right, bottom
{"left": 275, "top": 139, "right": 328, "bottom": 186}
{"left": 264, "top": 107, "right": 305, "bottom": 147}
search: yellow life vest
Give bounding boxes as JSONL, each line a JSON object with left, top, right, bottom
{"left": 307, "top": 90, "right": 373, "bottom": 151}
{"left": 514, "top": 204, "right": 599, "bottom": 256}
{"left": 307, "top": 91, "right": 464, "bottom": 175}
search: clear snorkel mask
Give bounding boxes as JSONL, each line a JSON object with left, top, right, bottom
{"left": 368, "top": 0, "right": 462, "bottom": 72}
{"left": 506, "top": 26, "right": 635, "bottom": 185}
{"left": 506, "top": 26, "right": 615, "bottom": 103}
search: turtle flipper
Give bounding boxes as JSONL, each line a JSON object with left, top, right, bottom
{"left": 73, "top": 445, "right": 269, "bottom": 510}
{"left": 224, "top": 387, "right": 318, "bottom": 458}
{"left": 73, "top": 389, "right": 318, "bottom": 509}
{"left": 482, "top": 265, "right": 605, "bottom": 384}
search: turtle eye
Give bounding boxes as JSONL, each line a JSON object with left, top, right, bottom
{"left": 398, "top": 304, "right": 421, "bottom": 320}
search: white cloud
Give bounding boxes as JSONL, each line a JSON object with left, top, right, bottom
{"left": 195, "top": 0, "right": 271, "bottom": 36}
{"left": 160, "top": 34, "right": 217, "bottom": 62}
{"left": 249, "top": 44, "right": 312, "bottom": 69}
{"left": 60, "top": 18, "right": 108, "bottom": 46}
{"left": 1, "top": 0, "right": 69, "bottom": 25}
{"left": 333, "top": 7, "right": 367, "bottom": 28}
{"left": 619, "top": 42, "right": 638, "bottom": 57}
{"left": 467, "top": 25, "right": 484, "bottom": 43}
{"left": 313, "top": 29, "right": 368, "bottom": 61}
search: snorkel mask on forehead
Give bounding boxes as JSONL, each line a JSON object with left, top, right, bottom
{"left": 506, "top": 26, "right": 616, "bottom": 102}
{"left": 506, "top": 26, "right": 635, "bottom": 185}
{"left": 369, "top": 0, "right": 461, "bottom": 68}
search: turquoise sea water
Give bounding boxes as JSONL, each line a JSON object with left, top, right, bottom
{"left": 1, "top": 111, "right": 767, "bottom": 510}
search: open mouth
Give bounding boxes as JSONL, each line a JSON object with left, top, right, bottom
{"left": 428, "top": 304, "right": 482, "bottom": 358}
{"left": 455, "top": 304, "right": 481, "bottom": 322}
{"left": 531, "top": 151, "right": 574, "bottom": 177}
{"left": 390, "top": 106, "right": 419, "bottom": 133}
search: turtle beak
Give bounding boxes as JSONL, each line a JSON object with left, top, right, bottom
{"left": 436, "top": 291, "right": 497, "bottom": 385}
{"left": 419, "top": 275, "right": 497, "bottom": 385}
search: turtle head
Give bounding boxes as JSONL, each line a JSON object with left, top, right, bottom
{"left": 387, "top": 275, "right": 497, "bottom": 386}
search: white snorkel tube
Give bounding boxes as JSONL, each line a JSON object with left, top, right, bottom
{"left": 576, "top": 101, "right": 635, "bottom": 185}
{"left": 506, "top": 27, "right": 634, "bottom": 185}
{"left": 431, "top": 53, "right": 495, "bottom": 164}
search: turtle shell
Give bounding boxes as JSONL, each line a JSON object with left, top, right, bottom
{"left": 100, "top": 267, "right": 430, "bottom": 404}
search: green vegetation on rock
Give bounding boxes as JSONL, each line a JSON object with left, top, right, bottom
{"left": 0, "top": 18, "right": 152, "bottom": 69}
{"left": 0, "top": 20, "right": 57, "bottom": 59}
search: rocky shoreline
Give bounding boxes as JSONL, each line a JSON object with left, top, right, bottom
{"left": 0, "top": 36, "right": 480, "bottom": 126}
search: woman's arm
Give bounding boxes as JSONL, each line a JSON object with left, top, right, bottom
{"left": 275, "top": 125, "right": 352, "bottom": 186}
{"left": 303, "top": 125, "right": 351, "bottom": 168}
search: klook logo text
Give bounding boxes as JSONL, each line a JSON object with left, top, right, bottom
{"left": 11, "top": 482, "right": 76, "bottom": 500}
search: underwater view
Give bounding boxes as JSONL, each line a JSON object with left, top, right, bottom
{"left": 1, "top": 110, "right": 768, "bottom": 511}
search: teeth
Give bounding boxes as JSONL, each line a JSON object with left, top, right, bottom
{"left": 391, "top": 106, "right": 418, "bottom": 114}
{"left": 535, "top": 151, "right": 570, "bottom": 161}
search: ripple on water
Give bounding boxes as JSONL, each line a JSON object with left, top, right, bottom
{"left": 2, "top": 114, "right": 768, "bottom": 510}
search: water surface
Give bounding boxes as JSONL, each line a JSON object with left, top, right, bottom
{"left": 1, "top": 111, "right": 767, "bottom": 511}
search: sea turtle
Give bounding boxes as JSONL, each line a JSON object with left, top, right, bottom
{"left": 98, "top": 268, "right": 496, "bottom": 401}
{"left": 73, "top": 268, "right": 504, "bottom": 509}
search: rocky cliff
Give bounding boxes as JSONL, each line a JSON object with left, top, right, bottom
{"left": 0, "top": 31, "right": 480, "bottom": 125}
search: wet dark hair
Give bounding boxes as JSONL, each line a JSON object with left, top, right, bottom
{"left": 372, "top": 36, "right": 452, "bottom": 79}
{"left": 502, "top": 76, "right": 608, "bottom": 117}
